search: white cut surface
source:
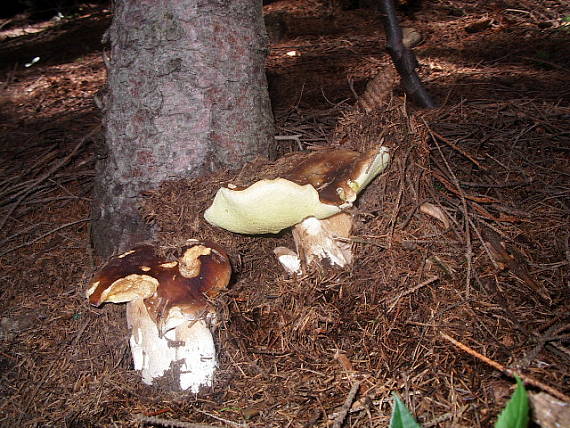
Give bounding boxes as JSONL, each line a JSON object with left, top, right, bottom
{"left": 273, "top": 246, "right": 302, "bottom": 275}
{"left": 126, "top": 299, "right": 217, "bottom": 393}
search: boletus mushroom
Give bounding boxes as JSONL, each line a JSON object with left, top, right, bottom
{"left": 204, "top": 145, "right": 390, "bottom": 273}
{"left": 86, "top": 240, "right": 231, "bottom": 392}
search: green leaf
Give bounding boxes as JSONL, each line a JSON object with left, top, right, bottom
{"left": 494, "top": 377, "right": 529, "bottom": 428}
{"left": 389, "top": 394, "right": 423, "bottom": 428}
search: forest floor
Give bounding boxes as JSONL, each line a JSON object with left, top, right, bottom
{"left": 1, "top": 1, "right": 569, "bottom": 427}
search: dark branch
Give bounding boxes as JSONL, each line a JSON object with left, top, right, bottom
{"left": 379, "top": 0, "right": 436, "bottom": 108}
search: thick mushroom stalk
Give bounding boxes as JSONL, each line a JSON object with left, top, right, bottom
{"left": 205, "top": 145, "right": 389, "bottom": 272}
{"left": 86, "top": 241, "right": 231, "bottom": 392}
{"left": 127, "top": 300, "right": 217, "bottom": 392}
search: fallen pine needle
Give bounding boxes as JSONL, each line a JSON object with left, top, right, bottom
{"left": 440, "top": 332, "right": 570, "bottom": 402}
{"left": 193, "top": 408, "right": 247, "bottom": 428}
{"left": 388, "top": 277, "right": 439, "bottom": 312}
{"left": 134, "top": 414, "right": 219, "bottom": 428}
{"left": 0, "top": 217, "right": 91, "bottom": 256}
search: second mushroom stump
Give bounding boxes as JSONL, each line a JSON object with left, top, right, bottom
{"left": 204, "top": 145, "right": 390, "bottom": 274}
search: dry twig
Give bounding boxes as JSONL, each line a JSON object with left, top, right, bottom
{"left": 440, "top": 332, "right": 570, "bottom": 402}
{"left": 332, "top": 381, "right": 361, "bottom": 428}
{"left": 134, "top": 414, "right": 221, "bottom": 428}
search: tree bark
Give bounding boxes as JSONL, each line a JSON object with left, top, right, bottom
{"left": 92, "top": 0, "right": 274, "bottom": 257}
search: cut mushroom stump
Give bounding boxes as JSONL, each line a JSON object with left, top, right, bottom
{"left": 204, "top": 145, "right": 390, "bottom": 273}
{"left": 292, "top": 212, "right": 354, "bottom": 271}
{"left": 86, "top": 241, "right": 231, "bottom": 393}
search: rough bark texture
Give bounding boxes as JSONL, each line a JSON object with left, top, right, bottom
{"left": 92, "top": 0, "right": 274, "bottom": 257}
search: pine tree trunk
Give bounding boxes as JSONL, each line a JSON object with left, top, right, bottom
{"left": 92, "top": 0, "right": 274, "bottom": 257}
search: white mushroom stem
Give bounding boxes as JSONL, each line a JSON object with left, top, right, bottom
{"left": 126, "top": 299, "right": 217, "bottom": 393}
{"left": 290, "top": 212, "right": 353, "bottom": 272}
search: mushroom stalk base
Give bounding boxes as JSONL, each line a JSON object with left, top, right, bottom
{"left": 278, "top": 212, "right": 353, "bottom": 274}
{"left": 126, "top": 299, "right": 217, "bottom": 393}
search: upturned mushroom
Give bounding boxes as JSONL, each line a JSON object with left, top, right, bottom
{"left": 86, "top": 240, "right": 231, "bottom": 392}
{"left": 204, "top": 145, "right": 390, "bottom": 273}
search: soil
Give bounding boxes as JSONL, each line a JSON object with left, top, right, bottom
{"left": 1, "top": 1, "right": 569, "bottom": 427}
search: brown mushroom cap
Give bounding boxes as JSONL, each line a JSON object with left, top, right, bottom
{"left": 86, "top": 241, "right": 231, "bottom": 333}
{"left": 282, "top": 149, "right": 360, "bottom": 205}
{"left": 86, "top": 245, "right": 162, "bottom": 306}
{"left": 144, "top": 242, "right": 231, "bottom": 332}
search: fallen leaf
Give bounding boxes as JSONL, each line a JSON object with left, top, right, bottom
{"left": 420, "top": 202, "right": 450, "bottom": 228}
